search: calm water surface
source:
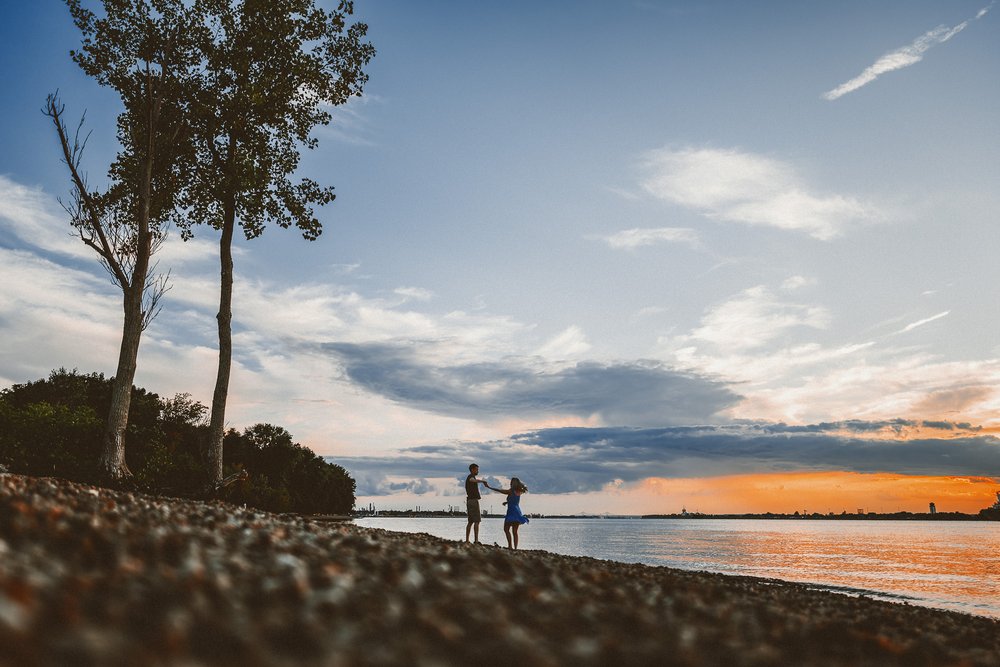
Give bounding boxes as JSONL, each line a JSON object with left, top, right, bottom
{"left": 355, "top": 517, "right": 1000, "bottom": 619}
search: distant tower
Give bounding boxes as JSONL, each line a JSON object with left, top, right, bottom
{"left": 929, "top": 502, "right": 937, "bottom": 514}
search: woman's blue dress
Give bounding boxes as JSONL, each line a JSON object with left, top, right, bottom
{"left": 504, "top": 492, "right": 529, "bottom": 525}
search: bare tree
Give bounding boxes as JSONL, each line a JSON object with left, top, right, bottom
{"left": 45, "top": 0, "right": 200, "bottom": 482}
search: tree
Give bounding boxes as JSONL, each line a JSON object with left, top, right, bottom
{"left": 179, "top": 0, "right": 374, "bottom": 484}
{"left": 0, "top": 369, "right": 162, "bottom": 482}
{"left": 223, "top": 423, "right": 356, "bottom": 514}
{"left": 45, "top": 0, "right": 202, "bottom": 482}
{"left": 1, "top": 369, "right": 356, "bottom": 512}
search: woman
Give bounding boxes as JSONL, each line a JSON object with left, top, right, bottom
{"left": 484, "top": 477, "right": 529, "bottom": 549}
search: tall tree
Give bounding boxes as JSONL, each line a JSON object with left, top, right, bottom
{"left": 44, "top": 0, "right": 200, "bottom": 482}
{"left": 180, "top": 0, "right": 374, "bottom": 484}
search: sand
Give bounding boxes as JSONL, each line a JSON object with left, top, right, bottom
{"left": 2, "top": 473, "right": 998, "bottom": 666}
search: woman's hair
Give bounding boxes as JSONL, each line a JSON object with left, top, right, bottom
{"left": 510, "top": 477, "right": 528, "bottom": 493}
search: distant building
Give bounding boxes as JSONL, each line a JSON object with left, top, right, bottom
{"left": 929, "top": 502, "right": 937, "bottom": 514}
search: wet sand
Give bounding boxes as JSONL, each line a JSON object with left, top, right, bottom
{"left": 2, "top": 474, "right": 998, "bottom": 666}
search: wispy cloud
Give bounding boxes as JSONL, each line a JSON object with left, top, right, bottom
{"left": 641, "top": 148, "right": 879, "bottom": 239}
{"left": 0, "top": 247, "right": 123, "bottom": 385}
{"left": 894, "top": 310, "right": 950, "bottom": 335}
{"left": 604, "top": 185, "right": 642, "bottom": 201}
{"left": 394, "top": 286, "right": 435, "bottom": 302}
{"left": 781, "top": 275, "right": 815, "bottom": 291}
{"left": 0, "top": 175, "right": 90, "bottom": 259}
{"left": 534, "top": 325, "right": 592, "bottom": 359}
{"left": 685, "top": 285, "right": 830, "bottom": 352}
{"left": 655, "top": 281, "right": 1000, "bottom": 425}
{"left": 823, "top": 4, "right": 994, "bottom": 100}
{"left": 0, "top": 174, "right": 225, "bottom": 269}
{"left": 318, "top": 93, "right": 382, "bottom": 146}
{"left": 594, "top": 226, "right": 700, "bottom": 250}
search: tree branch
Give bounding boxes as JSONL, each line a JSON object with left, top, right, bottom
{"left": 44, "top": 93, "right": 131, "bottom": 288}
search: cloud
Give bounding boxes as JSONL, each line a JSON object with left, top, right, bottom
{"left": 780, "top": 275, "right": 815, "bottom": 291}
{"left": 534, "top": 325, "right": 591, "bottom": 359}
{"left": 685, "top": 285, "right": 830, "bottom": 352}
{"left": 653, "top": 280, "right": 1000, "bottom": 426}
{"left": 0, "top": 175, "right": 224, "bottom": 275}
{"left": 641, "top": 148, "right": 878, "bottom": 239}
{"left": 594, "top": 227, "right": 700, "bottom": 250}
{"left": 604, "top": 186, "right": 641, "bottom": 201}
{"left": 337, "top": 420, "right": 1000, "bottom": 495}
{"left": 0, "top": 175, "right": 91, "bottom": 259}
{"left": 0, "top": 247, "right": 124, "bottom": 385}
{"left": 322, "top": 341, "right": 741, "bottom": 427}
{"left": 910, "top": 385, "right": 995, "bottom": 418}
{"left": 317, "top": 93, "right": 381, "bottom": 146}
{"left": 823, "top": 4, "right": 994, "bottom": 100}
{"left": 394, "top": 286, "right": 435, "bottom": 302}
{"left": 893, "top": 310, "right": 950, "bottom": 335}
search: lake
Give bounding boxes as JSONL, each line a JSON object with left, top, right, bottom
{"left": 355, "top": 516, "right": 1000, "bottom": 619}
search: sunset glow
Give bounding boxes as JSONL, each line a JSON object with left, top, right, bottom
{"left": 630, "top": 472, "right": 1000, "bottom": 515}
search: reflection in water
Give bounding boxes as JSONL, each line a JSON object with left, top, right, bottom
{"left": 356, "top": 517, "right": 1000, "bottom": 619}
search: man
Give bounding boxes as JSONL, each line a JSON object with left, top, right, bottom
{"left": 465, "top": 463, "right": 484, "bottom": 543}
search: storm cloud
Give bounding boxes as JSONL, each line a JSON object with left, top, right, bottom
{"left": 335, "top": 420, "right": 1000, "bottom": 496}
{"left": 324, "top": 342, "right": 740, "bottom": 426}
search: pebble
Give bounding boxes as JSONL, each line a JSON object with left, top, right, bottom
{"left": 2, "top": 473, "right": 999, "bottom": 666}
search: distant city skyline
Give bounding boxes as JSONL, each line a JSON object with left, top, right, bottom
{"left": 1, "top": 1, "right": 998, "bottom": 513}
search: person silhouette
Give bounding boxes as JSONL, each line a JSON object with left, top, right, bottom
{"left": 483, "top": 477, "right": 529, "bottom": 549}
{"left": 464, "top": 463, "right": 485, "bottom": 543}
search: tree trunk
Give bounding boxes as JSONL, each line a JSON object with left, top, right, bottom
{"left": 99, "top": 137, "right": 154, "bottom": 483}
{"left": 99, "top": 288, "right": 144, "bottom": 481}
{"left": 207, "top": 204, "right": 236, "bottom": 485}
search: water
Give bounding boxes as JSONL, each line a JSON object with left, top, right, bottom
{"left": 355, "top": 516, "right": 1000, "bottom": 619}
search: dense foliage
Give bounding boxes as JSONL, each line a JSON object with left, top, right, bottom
{"left": 0, "top": 369, "right": 355, "bottom": 514}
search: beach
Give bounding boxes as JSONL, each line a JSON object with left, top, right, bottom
{"left": 2, "top": 474, "right": 999, "bottom": 666}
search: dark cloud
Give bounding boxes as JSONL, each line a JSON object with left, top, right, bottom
{"left": 332, "top": 421, "right": 1000, "bottom": 496}
{"left": 323, "top": 342, "right": 740, "bottom": 425}
{"left": 386, "top": 478, "right": 435, "bottom": 495}
{"left": 349, "top": 469, "right": 441, "bottom": 496}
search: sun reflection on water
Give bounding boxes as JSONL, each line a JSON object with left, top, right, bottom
{"left": 358, "top": 516, "right": 1000, "bottom": 618}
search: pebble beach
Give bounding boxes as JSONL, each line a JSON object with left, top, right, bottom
{"left": 2, "top": 474, "right": 999, "bottom": 666}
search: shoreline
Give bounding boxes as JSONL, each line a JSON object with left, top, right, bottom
{"left": 355, "top": 511, "right": 999, "bottom": 521}
{"left": 3, "top": 474, "right": 999, "bottom": 666}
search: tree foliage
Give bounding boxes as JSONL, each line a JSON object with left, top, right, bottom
{"left": 45, "top": 0, "right": 205, "bottom": 481}
{"left": 0, "top": 370, "right": 355, "bottom": 514}
{"left": 177, "top": 0, "right": 374, "bottom": 483}
{"left": 180, "top": 0, "right": 374, "bottom": 241}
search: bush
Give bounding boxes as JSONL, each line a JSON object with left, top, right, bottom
{"left": 221, "top": 423, "right": 356, "bottom": 514}
{"left": 0, "top": 370, "right": 355, "bottom": 514}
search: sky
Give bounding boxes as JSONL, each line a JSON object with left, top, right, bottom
{"left": 1, "top": 1, "right": 999, "bottom": 515}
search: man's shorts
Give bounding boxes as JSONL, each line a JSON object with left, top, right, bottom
{"left": 466, "top": 498, "right": 481, "bottom": 523}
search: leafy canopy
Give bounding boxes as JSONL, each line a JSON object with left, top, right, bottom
{"left": 180, "top": 0, "right": 375, "bottom": 241}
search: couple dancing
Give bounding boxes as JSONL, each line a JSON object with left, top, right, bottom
{"left": 465, "top": 463, "right": 529, "bottom": 549}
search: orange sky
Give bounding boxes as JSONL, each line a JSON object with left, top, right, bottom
{"left": 359, "top": 470, "right": 1000, "bottom": 516}
{"left": 627, "top": 471, "right": 1000, "bottom": 515}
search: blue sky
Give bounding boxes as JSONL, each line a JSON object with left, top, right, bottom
{"left": 1, "top": 1, "right": 998, "bottom": 513}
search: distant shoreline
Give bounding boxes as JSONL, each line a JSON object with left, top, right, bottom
{"left": 357, "top": 510, "right": 1000, "bottom": 521}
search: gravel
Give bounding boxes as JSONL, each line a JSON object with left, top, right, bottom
{"left": 2, "top": 473, "right": 998, "bottom": 666}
